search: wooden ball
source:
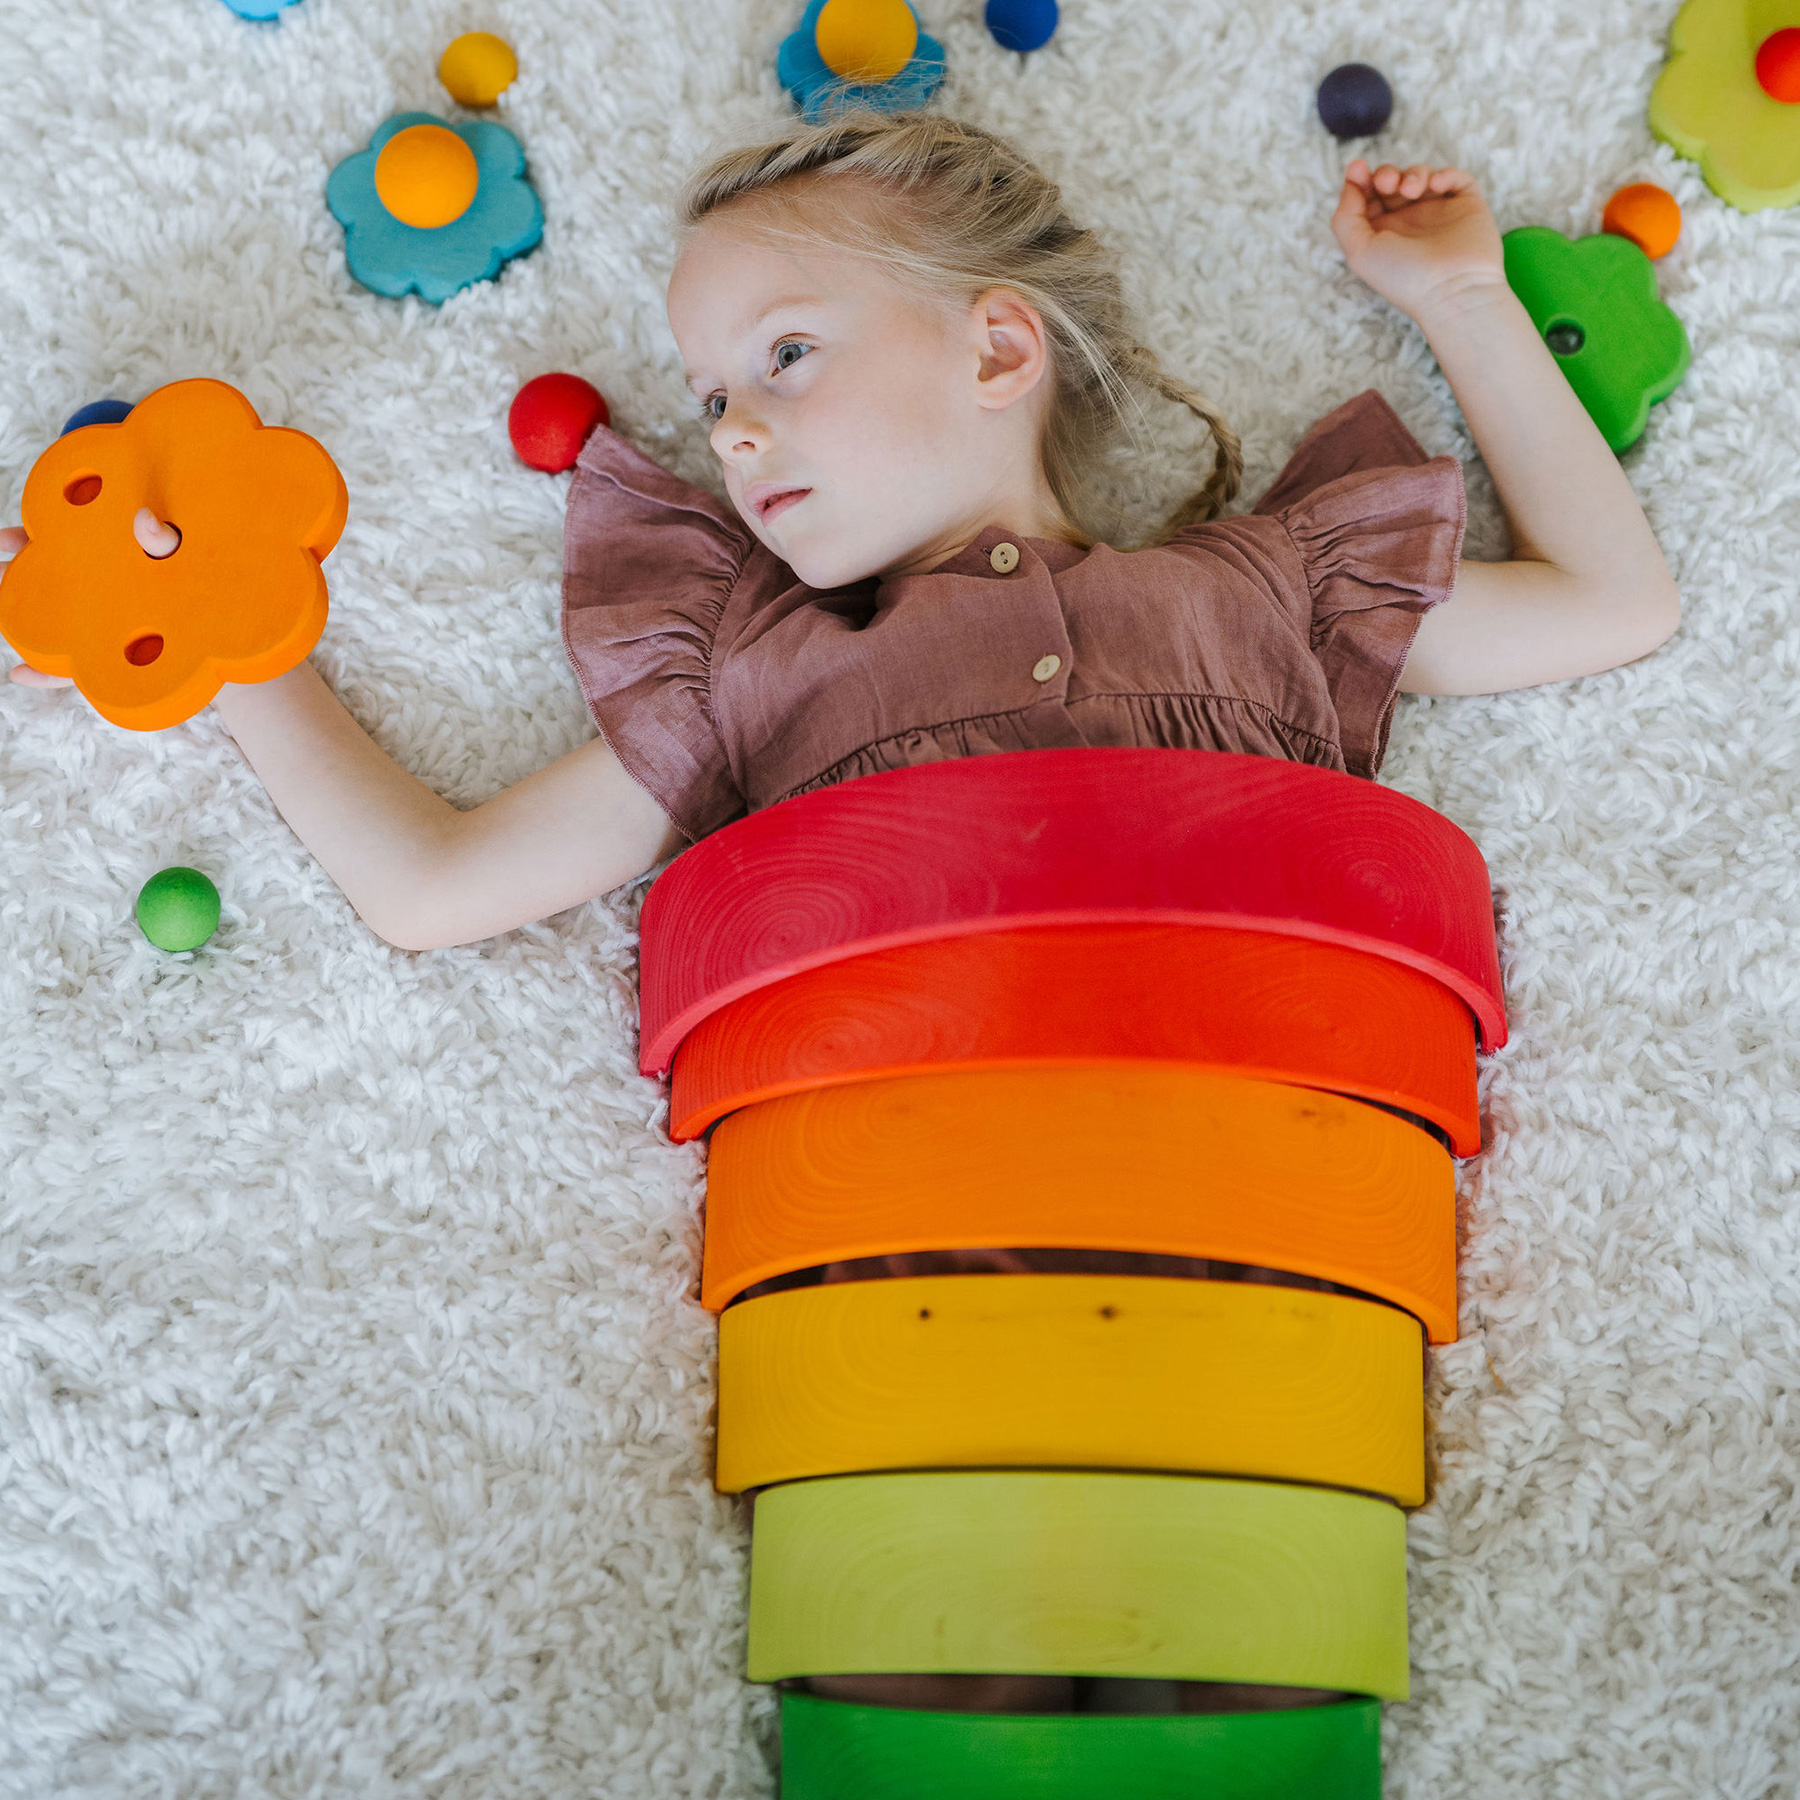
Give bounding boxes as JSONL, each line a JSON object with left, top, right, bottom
{"left": 508, "top": 373, "right": 610, "bottom": 473}
{"left": 985, "top": 0, "right": 1057, "bottom": 53}
{"left": 373, "top": 123, "right": 480, "bottom": 230}
{"left": 136, "top": 867, "right": 220, "bottom": 953}
{"left": 814, "top": 0, "right": 918, "bottom": 84}
{"left": 440, "top": 32, "right": 518, "bottom": 108}
{"left": 1602, "top": 183, "right": 1681, "bottom": 260}
{"left": 1317, "top": 63, "right": 1392, "bottom": 139}
{"left": 61, "top": 398, "right": 134, "bottom": 435}
{"left": 1755, "top": 27, "right": 1800, "bottom": 103}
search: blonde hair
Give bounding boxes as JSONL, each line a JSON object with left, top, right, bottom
{"left": 680, "top": 112, "right": 1241, "bottom": 544}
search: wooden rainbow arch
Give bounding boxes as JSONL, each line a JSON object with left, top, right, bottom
{"left": 636, "top": 747, "right": 1502, "bottom": 1792}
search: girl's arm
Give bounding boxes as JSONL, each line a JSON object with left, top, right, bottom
{"left": 2, "top": 518, "right": 682, "bottom": 950}
{"left": 209, "top": 664, "right": 682, "bottom": 949}
{"left": 1330, "top": 160, "right": 1681, "bottom": 696}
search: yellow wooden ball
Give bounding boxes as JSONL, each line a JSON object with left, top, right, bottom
{"left": 439, "top": 32, "right": 518, "bottom": 108}
{"left": 373, "top": 123, "right": 481, "bottom": 230}
{"left": 814, "top": 0, "right": 917, "bottom": 83}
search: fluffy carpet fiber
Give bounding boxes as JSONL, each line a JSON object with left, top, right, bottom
{"left": 4, "top": 0, "right": 1799, "bottom": 1793}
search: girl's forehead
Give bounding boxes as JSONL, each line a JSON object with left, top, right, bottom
{"left": 669, "top": 223, "right": 903, "bottom": 337}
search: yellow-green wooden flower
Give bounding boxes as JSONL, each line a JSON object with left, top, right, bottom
{"left": 1650, "top": 0, "right": 1800, "bottom": 211}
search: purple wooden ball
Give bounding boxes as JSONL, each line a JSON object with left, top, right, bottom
{"left": 1317, "top": 63, "right": 1393, "bottom": 140}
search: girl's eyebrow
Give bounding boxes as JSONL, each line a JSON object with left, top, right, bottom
{"left": 684, "top": 296, "right": 827, "bottom": 392}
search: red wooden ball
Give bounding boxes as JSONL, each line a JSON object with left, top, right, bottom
{"left": 508, "top": 373, "right": 610, "bottom": 473}
{"left": 1757, "top": 28, "right": 1800, "bottom": 103}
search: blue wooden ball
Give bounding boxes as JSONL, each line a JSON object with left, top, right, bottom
{"left": 61, "top": 398, "right": 134, "bottom": 435}
{"left": 1317, "top": 63, "right": 1393, "bottom": 139}
{"left": 985, "top": 0, "right": 1057, "bottom": 53}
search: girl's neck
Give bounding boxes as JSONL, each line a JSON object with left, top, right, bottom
{"left": 885, "top": 481, "right": 1078, "bottom": 579}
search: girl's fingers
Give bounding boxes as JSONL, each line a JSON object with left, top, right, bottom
{"left": 133, "top": 507, "right": 180, "bottom": 558}
{"left": 1331, "top": 173, "right": 1375, "bottom": 251}
{"left": 0, "top": 526, "right": 25, "bottom": 557}
{"left": 8, "top": 663, "right": 74, "bottom": 689}
{"left": 1362, "top": 163, "right": 1474, "bottom": 207}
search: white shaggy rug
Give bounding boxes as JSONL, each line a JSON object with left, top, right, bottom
{"left": 3, "top": 0, "right": 1799, "bottom": 1793}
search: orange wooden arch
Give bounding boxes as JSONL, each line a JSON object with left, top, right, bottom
{"left": 639, "top": 749, "right": 1506, "bottom": 1075}
{"left": 671, "top": 923, "right": 1480, "bottom": 1154}
{"left": 702, "top": 1066, "right": 1458, "bottom": 1340}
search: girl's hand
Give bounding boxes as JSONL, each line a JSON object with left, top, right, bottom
{"left": 1331, "top": 160, "right": 1506, "bottom": 324}
{"left": 3, "top": 511, "right": 180, "bottom": 689}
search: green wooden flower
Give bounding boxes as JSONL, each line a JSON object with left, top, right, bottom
{"left": 1502, "top": 228, "right": 1691, "bottom": 453}
{"left": 1650, "top": 0, "right": 1800, "bottom": 211}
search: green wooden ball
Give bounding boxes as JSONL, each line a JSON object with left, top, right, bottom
{"left": 136, "top": 867, "right": 221, "bottom": 952}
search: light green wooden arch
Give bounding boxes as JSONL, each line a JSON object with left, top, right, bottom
{"left": 749, "top": 1471, "right": 1409, "bottom": 1699}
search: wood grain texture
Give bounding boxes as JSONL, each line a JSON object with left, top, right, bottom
{"left": 716, "top": 1274, "right": 1425, "bottom": 1502}
{"left": 778, "top": 1691, "right": 1383, "bottom": 1799}
{"left": 671, "top": 923, "right": 1480, "bottom": 1152}
{"left": 638, "top": 749, "right": 1506, "bottom": 1075}
{"left": 747, "top": 1471, "right": 1410, "bottom": 1697}
{"left": 703, "top": 1066, "right": 1458, "bottom": 1340}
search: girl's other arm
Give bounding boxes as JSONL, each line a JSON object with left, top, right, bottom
{"left": 2, "top": 518, "right": 682, "bottom": 950}
{"left": 1330, "top": 161, "right": 1681, "bottom": 696}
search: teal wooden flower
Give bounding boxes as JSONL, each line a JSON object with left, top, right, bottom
{"left": 1502, "top": 228, "right": 1691, "bottom": 453}
{"left": 778, "top": 0, "right": 945, "bottom": 124}
{"left": 327, "top": 113, "right": 543, "bottom": 305}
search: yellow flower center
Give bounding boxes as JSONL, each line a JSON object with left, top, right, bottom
{"left": 374, "top": 124, "right": 481, "bottom": 230}
{"left": 815, "top": 0, "right": 918, "bottom": 83}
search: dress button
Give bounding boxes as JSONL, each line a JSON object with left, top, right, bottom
{"left": 989, "top": 541, "right": 1021, "bottom": 573}
{"left": 1031, "top": 654, "right": 1062, "bottom": 683}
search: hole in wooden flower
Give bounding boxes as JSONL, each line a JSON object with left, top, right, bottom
{"left": 64, "top": 475, "right": 103, "bottom": 505}
{"left": 125, "top": 634, "right": 164, "bottom": 666}
{"left": 1546, "top": 320, "right": 1585, "bottom": 357}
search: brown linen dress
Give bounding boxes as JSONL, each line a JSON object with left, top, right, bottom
{"left": 561, "top": 388, "right": 1467, "bottom": 845}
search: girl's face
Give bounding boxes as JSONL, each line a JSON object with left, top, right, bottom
{"left": 667, "top": 211, "right": 1054, "bottom": 589}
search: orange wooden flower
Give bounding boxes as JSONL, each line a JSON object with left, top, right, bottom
{"left": 0, "top": 379, "right": 347, "bottom": 731}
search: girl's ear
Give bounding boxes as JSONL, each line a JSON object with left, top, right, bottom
{"left": 969, "top": 288, "right": 1051, "bottom": 412}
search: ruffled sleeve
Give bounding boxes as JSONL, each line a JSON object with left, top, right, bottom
{"left": 1254, "top": 391, "right": 1467, "bottom": 777}
{"left": 561, "top": 428, "right": 754, "bottom": 841}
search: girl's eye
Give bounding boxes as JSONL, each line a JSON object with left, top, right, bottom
{"left": 704, "top": 394, "right": 727, "bottom": 422}
{"left": 773, "top": 341, "right": 810, "bottom": 372}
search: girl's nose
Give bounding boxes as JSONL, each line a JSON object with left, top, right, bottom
{"left": 712, "top": 398, "right": 769, "bottom": 459}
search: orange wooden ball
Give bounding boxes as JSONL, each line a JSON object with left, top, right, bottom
{"left": 374, "top": 123, "right": 480, "bottom": 230}
{"left": 1602, "top": 182, "right": 1681, "bottom": 260}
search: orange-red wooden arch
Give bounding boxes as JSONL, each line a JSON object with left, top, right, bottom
{"left": 639, "top": 749, "right": 1506, "bottom": 1075}
{"left": 702, "top": 1066, "right": 1459, "bottom": 1340}
{"left": 671, "top": 923, "right": 1480, "bottom": 1153}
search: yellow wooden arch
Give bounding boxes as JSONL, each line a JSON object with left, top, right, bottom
{"left": 718, "top": 1274, "right": 1425, "bottom": 1504}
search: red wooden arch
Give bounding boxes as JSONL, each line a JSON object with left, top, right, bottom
{"left": 639, "top": 749, "right": 1505, "bottom": 1075}
{"left": 670, "top": 924, "right": 1481, "bottom": 1154}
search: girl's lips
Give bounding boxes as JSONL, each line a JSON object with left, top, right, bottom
{"left": 751, "top": 485, "right": 811, "bottom": 524}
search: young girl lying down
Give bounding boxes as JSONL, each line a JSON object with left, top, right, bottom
{"left": 3, "top": 113, "right": 1679, "bottom": 1714}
